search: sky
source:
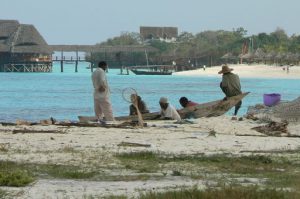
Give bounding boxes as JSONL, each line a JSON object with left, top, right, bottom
{"left": 1, "top": 0, "right": 300, "bottom": 45}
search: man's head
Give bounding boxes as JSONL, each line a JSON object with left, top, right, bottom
{"left": 179, "top": 97, "right": 188, "bottom": 108}
{"left": 159, "top": 97, "right": 169, "bottom": 110}
{"left": 98, "top": 61, "right": 108, "bottom": 71}
{"left": 130, "top": 94, "right": 141, "bottom": 103}
{"left": 218, "top": 64, "right": 233, "bottom": 75}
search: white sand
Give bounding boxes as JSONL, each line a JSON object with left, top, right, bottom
{"left": 174, "top": 64, "right": 300, "bottom": 79}
{"left": 1, "top": 116, "right": 300, "bottom": 198}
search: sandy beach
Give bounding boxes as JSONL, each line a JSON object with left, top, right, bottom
{"left": 1, "top": 64, "right": 300, "bottom": 199}
{"left": 174, "top": 64, "right": 300, "bottom": 79}
{"left": 1, "top": 115, "right": 300, "bottom": 198}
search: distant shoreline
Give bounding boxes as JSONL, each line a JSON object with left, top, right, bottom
{"left": 174, "top": 64, "right": 300, "bottom": 79}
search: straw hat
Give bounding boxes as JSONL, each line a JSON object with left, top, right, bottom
{"left": 159, "top": 97, "right": 168, "bottom": 104}
{"left": 218, "top": 65, "right": 233, "bottom": 74}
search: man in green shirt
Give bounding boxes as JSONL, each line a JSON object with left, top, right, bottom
{"left": 218, "top": 65, "right": 242, "bottom": 118}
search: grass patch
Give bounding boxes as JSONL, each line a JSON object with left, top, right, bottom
{"left": 116, "top": 152, "right": 300, "bottom": 189}
{"left": 0, "top": 161, "right": 35, "bottom": 187}
{"left": 116, "top": 152, "right": 282, "bottom": 175}
{"left": 0, "top": 144, "right": 9, "bottom": 153}
{"left": 0, "top": 189, "right": 9, "bottom": 198}
{"left": 0, "top": 160, "right": 96, "bottom": 181}
{"left": 0, "top": 160, "right": 153, "bottom": 182}
{"left": 139, "top": 185, "right": 300, "bottom": 199}
{"left": 116, "top": 151, "right": 160, "bottom": 173}
{"left": 35, "top": 164, "right": 97, "bottom": 179}
{"left": 84, "top": 195, "right": 127, "bottom": 199}
{"left": 0, "top": 170, "right": 34, "bottom": 187}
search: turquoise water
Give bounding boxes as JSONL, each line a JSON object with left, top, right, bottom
{"left": 0, "top": 63, "right": 299, "bottom": 122}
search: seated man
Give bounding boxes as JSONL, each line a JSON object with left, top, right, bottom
{"left": 159, "top": 97, "right": 181, "bottom": 121}
{"left": 129, "top": 94, "right": 149, "bottom": 115}
{"left": 218, "top": 64, "right": 242, "bottom": 119}
{"left": 179, "top": 97, "right": 199, "bottom": 108}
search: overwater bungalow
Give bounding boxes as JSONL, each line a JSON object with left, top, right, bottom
{"left": 0, "top": 20, "right": 52, "bottom": 72}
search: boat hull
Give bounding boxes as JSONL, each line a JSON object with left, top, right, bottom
{"left": 78, "top": 92, "right": 249, "bottom": 122}
{"left": 131, "top": 69, "right": 172, "bottom": 75}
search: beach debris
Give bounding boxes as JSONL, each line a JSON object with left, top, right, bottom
{"left": 174, "top": 119, "right": 195, "bottom": 124}
{"left": 56, "top": 121, "right": 147, "bottom": 129}
{"left": 12, "top": 129, "right": 66, "bottom": 134}
{"left": 40, "top": 117, "right": 57, "bottom": 125}
{"left": 245, "top": 113, "right": 259, "bottom": 121}
{"left": 251, "top": 121, "right": 289, "bottom": 136}
{"left": 0, "top": 143, "right": 9, "bottom": 152}
{"left": 207, "top": 130, "right": 217, "bottom": 137}
{"left": 16, "top": 120, "right": 33, "bottom": 126}
{"left": 246, "top": 97, "right": 300, "bottom": 123}
{"left": 117, "top": 141, "right": 151, "bottom": 147}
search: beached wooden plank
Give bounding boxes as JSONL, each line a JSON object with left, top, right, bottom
{"left": 56, "top": 121, "right": 143, "bottom": 129}
{"left": 78, "top": 92, "right": 249, "bottom": 122}
{"left": 117, "top": 142, "right": 151, "bottom": 147}
{"left": 178, "top": 92, "right": 250, "bottom": 119}
{"left": 12, "top": 129, "right": 66, "bottom": 134}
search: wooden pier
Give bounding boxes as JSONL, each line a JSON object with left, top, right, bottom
{"left": 52, "top": 52, "right": 90, "bottom": 73}
{"left": 3, "top": 63, "right": 52, "bottom": 72}
{"left": 49, "top": 45, "right": 158, "bottom": 73}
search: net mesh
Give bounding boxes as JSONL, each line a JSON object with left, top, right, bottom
{"left": 122, "top": 87, "right": 137, "bottom": 103}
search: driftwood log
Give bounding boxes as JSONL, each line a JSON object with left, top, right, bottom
{"left": 56, "top": 121, "right": 147, "bottom": 129}
{"left": 117, "top": 142, "right": 151, "bottom": 147}
{"left": 12, "top": 129, "right": 66, "bottom": 134}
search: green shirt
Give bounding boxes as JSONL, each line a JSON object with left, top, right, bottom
{"left": 221, "top": 73, "right": 242, "bottom": 97}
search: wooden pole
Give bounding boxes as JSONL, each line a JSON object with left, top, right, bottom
{"left": 60, "top": 51, "right": 64, "bottom": 72}
{"left": 75, "top": 50, "right": 78, "bottom": 72}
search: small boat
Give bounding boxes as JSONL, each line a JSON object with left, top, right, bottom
{"left": 131, "top": 69, "right": 172, "bottom": 75}
{"left": 129, "top": 65, "right": 174, "bottom": 75}
{"left": 78, "top": 92, "right": 249, "bottom": 122}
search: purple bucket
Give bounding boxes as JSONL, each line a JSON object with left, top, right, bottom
{"left": 263, "top": 93, "right": 281, "bottom": 107}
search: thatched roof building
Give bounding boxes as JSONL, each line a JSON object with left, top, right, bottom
{"left": 0, "top": 20, "right": 52, "bottom": 72}
{"left": 253, "top": 48, "right": 266, "bottom": 61}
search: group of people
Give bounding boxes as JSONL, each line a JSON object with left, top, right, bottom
{"left": 91, "top": 61, "right": 242, "bottom": 122}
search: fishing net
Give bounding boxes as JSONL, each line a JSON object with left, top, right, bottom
{"left": 122, "top": 87, "right": 137, "bottom": 103}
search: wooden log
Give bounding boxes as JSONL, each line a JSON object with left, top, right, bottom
{"left": 117, "top": 142, "right": 151, "bottom": 147}
{"left": 12, "top": 129, "right": 65, "bottom": 134}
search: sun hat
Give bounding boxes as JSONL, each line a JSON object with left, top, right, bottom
{"left": 159, "top": 97, "right": 168, "bottom": 104}
{"left": 218, "top": 64, "right": 233, "bottom": 74}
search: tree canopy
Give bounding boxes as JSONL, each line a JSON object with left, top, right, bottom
{"left": 88, "top": 27, "right": 300, "bottom": 67}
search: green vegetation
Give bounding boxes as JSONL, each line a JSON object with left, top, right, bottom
{"left": 139, "top": 185, "right": 300, "bottom": 199}
{"left": 0, "top": 189, "right": 9, "bottom": 198}
{"left": 0, "top": 170, "right": 34, "bottom": 187}
{"left": 83, "top": 195, "right": 127, "bottom": 199}
{"left": 0, "top": 161, "right": 34, "bottom": 187}
{"left": 1, "top": 150, "right": 300, "bottom": 198}
{"left": 116, "top": 152, "right": 300, "bottom": 189}
{"left": 87, "top": 27, "right": 300, "bottom": 67}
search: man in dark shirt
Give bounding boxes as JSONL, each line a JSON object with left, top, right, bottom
{"left": 218, "top": 65, "right": 242, "bottom": 118}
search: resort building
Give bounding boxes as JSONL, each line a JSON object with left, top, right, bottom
{"left": 140, "top": 26, "right": 178, "bottom": 43}
{"left": 0, "top": 20, "right": 52, "bottom": 72}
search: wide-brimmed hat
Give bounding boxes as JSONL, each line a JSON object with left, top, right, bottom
{"left": 218, "top": 65, "right": 233, "bottom": 74}
{"left": 159, "top": 97, "right": 168, "bottom": 104}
